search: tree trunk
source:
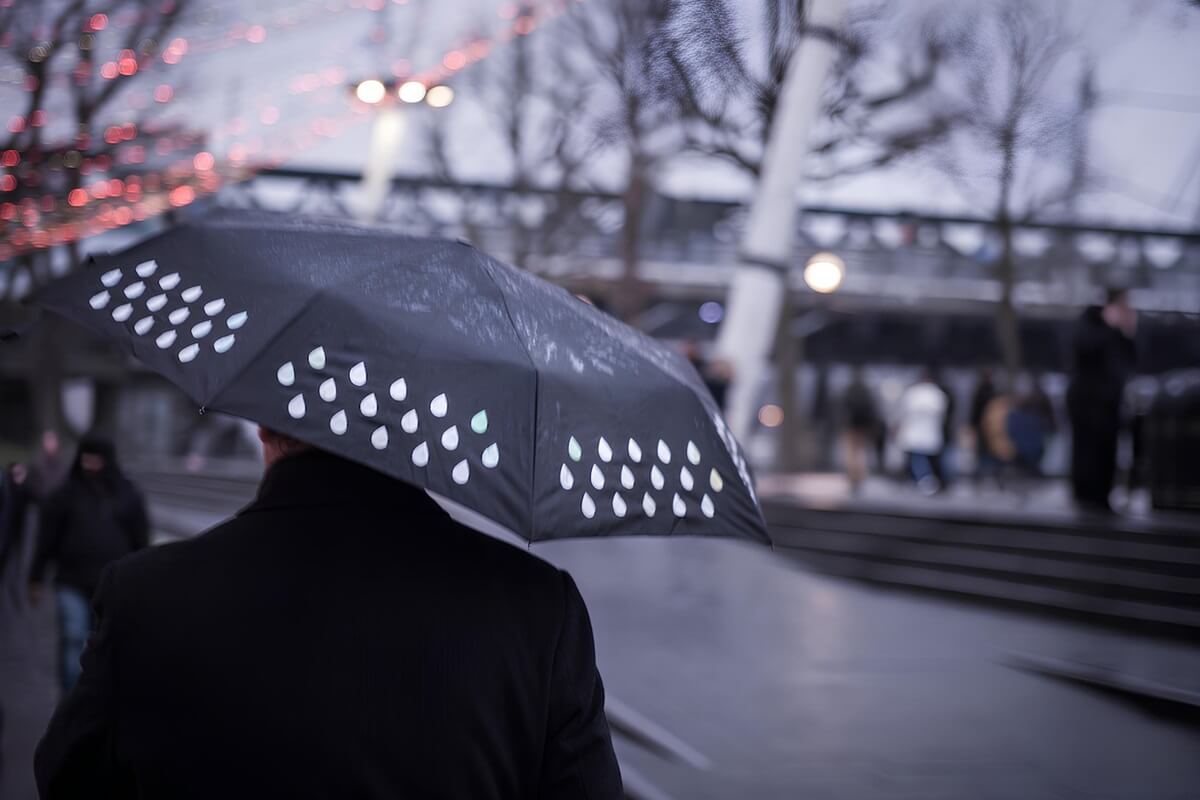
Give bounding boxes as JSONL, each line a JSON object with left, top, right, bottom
{"left": 995, "top": 215, "right": 1023, "bottom": 389}
{"left": 616, "top": 157, "right": 647, "bottom": 322}
{"left": 776, "top": 290, "right": 805, "bottom": 472}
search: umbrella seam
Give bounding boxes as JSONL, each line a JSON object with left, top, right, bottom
{"left": 475, "top": 251, "right": 540, "bottom": 543}
{"left": 206, "top": 288, "right": 324, "bottom": 410}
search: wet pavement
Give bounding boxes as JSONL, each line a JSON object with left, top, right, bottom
{"left": 3, "top": 502, "right": 1199, "bottom": 799}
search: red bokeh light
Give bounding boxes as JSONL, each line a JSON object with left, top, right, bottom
{"left": 246, "top": 25, "right": 266, "bottom": 43}
{"left": 90, "top": 181, "right": 109, "bottom": 199}
{"left": 118, "top": 56, "right": 138, "bottom": 76}
{"left": 114, "top": 206, "right": 133, "bottom": 225}
{"left": 108, "top": 178, "right": 124, "bottom": 195}
{"left": 30, "top": 110, "right": 46, "bottom": 127}
{"left": 68, "top": 188, "right": 88, "bottom": 207}
{"left": 0, "top": 175, "right": 16, "bottom": 192}
{"left": 89, "top": 13, "right": 108, "bottom": 31}
{"left": 169, "top": 185, "right": 195, "bottom": 207}
{"left": 8, "top": 116, "right": 25, "bottom": 133}
{"left": 443, "top": 50, "right": 467, "bottom": 71}
{"left": 1, "top": 150, "right": 18, "bottom": 167}
{"left": 193, "top": 151, "right": 215, "bottom": 171}
{"left": 0, "top": 203, "right": 16, "bottom": 220}
{"left": 100, "top": 62, "right": 118, "bottom": 79}
{"left": 154, "top": 84, "right": 174, "bottom": 103}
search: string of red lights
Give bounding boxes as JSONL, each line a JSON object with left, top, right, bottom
{"left": 1, "top": 0, "right": 574, "bottom": 262}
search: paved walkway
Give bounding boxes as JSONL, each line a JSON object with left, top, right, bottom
{"left": 3, "top": 502, "right": 1198, "bottom": 799}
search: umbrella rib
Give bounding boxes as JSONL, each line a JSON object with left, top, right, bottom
{"left": 475, "top": 254, "right": 541, "bottom": 543}
{"left": 205, "top": 288, "right": 325, "bottom": 410}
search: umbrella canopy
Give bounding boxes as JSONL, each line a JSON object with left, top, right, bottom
{"left": 35, "top": 212, "right": 769, "bottom": 545}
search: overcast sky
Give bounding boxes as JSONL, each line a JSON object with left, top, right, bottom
{"left": 10, "top": 0, "right": 1197, "bottom": 229}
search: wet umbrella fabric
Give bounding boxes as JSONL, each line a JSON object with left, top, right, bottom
{"left": 36, "top": 213, "right": 768, "bottom": 545}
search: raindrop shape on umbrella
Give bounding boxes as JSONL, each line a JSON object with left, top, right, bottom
{"left": 560, "top": 464, "right": 574, "bottom": 490}
{"left": 598, "top": 437, "right": 613, "bottom": 462}
{"left": 178, "top": 343, "right": 199, "bottom": 363}
{"left": 204, "top": 298, "right": 226, "bottom": 316}
{"left": 155, "top": 330, "right": 176, "bottom": 349}
{"left": 147, "top": 294, "right": 167, "bottom": 312}
{"left": 111, "top": 303, "right": 132, "bottom": 322}
{"left": 136, "top": 260, "right": 157, "bottom": 278}
{"left": 134, "top": 317, "right": 154, "bottom": 336}
{"left": 371, "top": 425, "right": 388, "bottom": 450}
{"left": 277, "top": 362, "right": 295, "bottom": 386}
{"left": 330, "top": 409, "right": 347, "bottom": 435}
{"left": 482, "top": 443, "right": 499, "bottom": 468}
{"left": 650, "top": 464, "right": 665, "bottom": 490}
{"left": 390, "top": 378, "right": 407, "bottom": 402}
{"left": 412, "top": 441, "right": 429, "bottom": 466}
{"left": 159, "top": 273, "right": 180, "bottom": 290}
{"left": 288, "top": 394, "right": 305, "bottom": 419}
{"left": 401, "top": 409, "right": 418, "bottom": 433}
{"left": 471, "top": 410, "right": 488, "bottom": 434}
{"left": 441, "top": 425, "right": 459, "bottom": 450}
{"left": 709, "top": 469, "right": 724, "bottom": 492}
{"left": 191, "top": 320, "right": 212, "bottom": 339}
{"left": 687, "top": 441, "right": 701, "bottom": 465}
{"left": 642, "top": 493, "right": 656, "bottom": 517}
{"left": 701, "top": 494, "right": 715, "bottom": 518}
{"left": 227, "top": 312, "right": 248, "bottom": 330}
{"left": 124, "top": 281, "right": 145, "bottom": 299}
{"left": 628, "top": 438, "right": 642, "bottom": 463}
{"left": 360, "top": 393, "right": 378, "bottom": 417}
{"left": 168, "top": 307, "right": 189, "bottom": 325}
{"left": 453, "top": 459, "right": 470, "bottom": 485}
{"left": 89, "top": 290, "right": 110, "bottom": 310}
{"left": 430, "top": 393, "right": 448, "bottom": 417}
{"left": 100, "top": 269, "right": 122, "bottom": 287}
{"left": 568, "top": 436, "right": 582, "bottom": 462}
{"left": 612, "top": 493, "right": 627, "bottom": 518}
{"left": 214, "top": 335, "right": 235, "bottom": 354}
{"left": 319, "top": 378, "right": 337, "bottom": 402}
{"left": 590, "top": 464, "right": 605, "bottom": 490}
{"left": 657, "top": 440, "right": 671, "bottom": 464}
{"left": 181, "top": 286, "right": 202, "bottom": 303}
{"left": 581, "top": 492, "right": 596, "bottom": 519}
{"left": 349, "top": 361, "right": 367, "bottom": 386}
{"left": 672, "top": 493, "right": 686, "bottom": 517}
{"left": 680, "top": 466, "right": 694, "bottom": 492}
{"left": 620, "top": 465, "right": 634, "bottom": 490}
{"left": 308, "top": 346, "right": 326, "bottom": 370}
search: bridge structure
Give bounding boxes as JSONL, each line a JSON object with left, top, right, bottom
{"left": 218, "top": 167, "right": 1200, "bottom": 372}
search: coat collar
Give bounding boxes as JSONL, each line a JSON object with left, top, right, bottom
{"left": 247, "top": 449, "right": 449, "bottom": 521}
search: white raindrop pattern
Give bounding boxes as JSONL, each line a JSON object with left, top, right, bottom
{"left": 556, "top": 434, "right": 729, "bottom": 523}
{"left": 275, "top": 351, "right": 499, "bottom": 490}
{"left": 85, "top": 260, "right": 246, "bottom": 365}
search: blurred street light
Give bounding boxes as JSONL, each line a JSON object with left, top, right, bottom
{"left": 397, "top": 80, "right": 427, "bottom": 104}
{"left": 355, "top": 79, "right": 387, "bottom": 105}
{"left": 803, "top": 252, "right": 845, "bottom": 294}
{"left": 425, "top": 85, "right": 454, "bottom": 108}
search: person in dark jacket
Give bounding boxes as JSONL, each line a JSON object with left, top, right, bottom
{"left": 840, "top": 368, "right": 879, "bottom": 493}
{"left": 1067, "top": 289, "right": 1137, "bottom": 512}
{"left": 29, "top": 435, "right": 149, "bottom": 692}
{"left": 35, "top": 429, "right": 622, "bottom": 800}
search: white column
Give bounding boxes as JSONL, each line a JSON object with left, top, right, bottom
{"left": 714, "top": 0, "right": 848, "bottom": 446}
{"left": 358, "top": 107, "right": 408, "bottom": 223}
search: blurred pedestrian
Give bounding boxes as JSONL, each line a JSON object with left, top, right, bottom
{"left": 932, "top": 370, "right": 957, "bottom": 488}
{"left": 29, "top": 435, "right": 149, "bottom": 693}
{"left": 1067, "top": 288, "right": 1137, "bottom": 512}
{"left": 1, "top": 462, "right": 32, "bottom": 603}
{"left": 36, "top": 430, "right": 622, "bottom": 798}
{"left": 894, "top": 369, "right": 949, "bottom": 494}
{"left": 840, "top": 367, "right": 879, "bottom": 493}
{"left": 1008, "top": 376, "right": 1056, "bottom": 477}
{"left": 969, "top": 368, "right": 999, "bottom": 483}
{"left": 28, "top": 429, "right": 67, "bottom": 503}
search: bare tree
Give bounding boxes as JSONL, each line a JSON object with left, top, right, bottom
{"left": 891, "top": 0, "right": 1096, "bottom": 381}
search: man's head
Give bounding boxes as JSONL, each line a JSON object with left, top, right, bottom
{"left": 1105, "top": 287, "right": 1129, "bottom": 309}
{"left": 257, "top": 427, "right": 310, "bottom": 468}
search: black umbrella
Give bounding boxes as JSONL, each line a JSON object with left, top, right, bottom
{"left": 35, "top": 212, "right": 768, "bottom": 545}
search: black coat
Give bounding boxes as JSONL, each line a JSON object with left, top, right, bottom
{"left": 31, "top": 472, "right": 149, "bottom": 598}
{"left": 35, "top": 451, "right": 622, "bottom": 800}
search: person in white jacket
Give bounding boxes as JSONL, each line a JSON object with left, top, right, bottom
{"left": 894, "top": 370, "right": 950, "bottom": 494}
